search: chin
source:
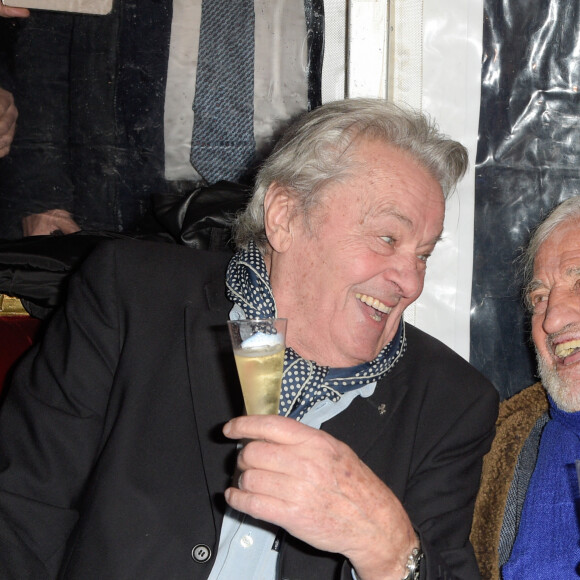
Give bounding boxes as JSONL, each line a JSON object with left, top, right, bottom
{"left": 537, "top": 352, "right": 580, "bottom": 413}
{"left": 339, "top": 344, "right": 382, "bottom": 367}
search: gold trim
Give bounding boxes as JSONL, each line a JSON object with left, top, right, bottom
{"left": 0, "top": 295, "right": 29, "bottom": 316}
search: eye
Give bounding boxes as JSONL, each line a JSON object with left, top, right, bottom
{"left": 529, "top": 292, "right": 548, "bottom": 313}
{"left": 380, "top": 236, "right": 395, "bottom": 245}
{"left": 417, "top": 253, "right": 430, "bottom": 263}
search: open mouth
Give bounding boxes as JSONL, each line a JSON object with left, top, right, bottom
{"left": 554, "top": 339, "right": 580, "bottom": 360}
{"left": 355, "top": 293, "right": 392, "bottom": 322}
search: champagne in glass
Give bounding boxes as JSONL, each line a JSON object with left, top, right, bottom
{"left": 227, "top": 318, "right": 287, "bottom": 415}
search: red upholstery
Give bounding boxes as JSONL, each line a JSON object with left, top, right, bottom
{"left": 0, "top": 316, "right": 42, "bottom": 394}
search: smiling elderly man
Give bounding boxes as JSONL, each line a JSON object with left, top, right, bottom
{"left": 472, "top": 195, "right": 580, "bottom": 579}
{"left": 0, "top": 98, "right": 497, "bottom": 580}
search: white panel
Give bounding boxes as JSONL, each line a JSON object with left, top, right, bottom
{"left": 411, "top": 0, "right": 483, "bottom": 361}
{"left": 321, "top": 0, "right": 347, "bottom": 102}
{"left": 387, "top": 0, "right": 424, "bottom": 330}
{"left": 346, "top": 0, "right": 389, "bottom": 98}
{"left": 322, "top": 0, "right": 484, "bottom": 361}
{"left": 388, "top": 0, "right": 423, "bottom": 110}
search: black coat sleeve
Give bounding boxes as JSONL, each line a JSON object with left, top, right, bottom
{"left": 402, "top": 328, "right": 499, "bottom": 579}
{"left": 0, "top": 240, "right": 122, "bottom": 578}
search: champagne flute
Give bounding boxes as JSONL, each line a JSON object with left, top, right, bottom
{"left": 227, "top": 318, "right": 287, "bottom": 415}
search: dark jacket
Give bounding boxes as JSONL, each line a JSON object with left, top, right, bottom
{"left": 471, "top": 383, "right": 549, "bottom": 580}
{"left": 0, "top": 239, "right": 498, "bottom": 579}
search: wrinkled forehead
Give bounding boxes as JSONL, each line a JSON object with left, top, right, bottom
{"left": 534, "top": 221, "right": 580, "bottom": 276}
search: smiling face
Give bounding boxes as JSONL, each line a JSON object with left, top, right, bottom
{"left": 264, "top": 139, "right": 445, "bottom": 367}
{"left": 529, "top": 220, "right": 580, "bottom": 412}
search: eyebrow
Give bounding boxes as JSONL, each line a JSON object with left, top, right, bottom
{"left": 370, "top": 204, "right": 443, "bottom": 246}
{"left": 527, "top": 267, "right": 580, "bottom": 294}
{"left": 527, "top": 279, "right": 545, "bottom": 294}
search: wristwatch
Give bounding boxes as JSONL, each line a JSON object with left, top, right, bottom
{"left": 401, "top": 546, "right": 424, "bottom": 580}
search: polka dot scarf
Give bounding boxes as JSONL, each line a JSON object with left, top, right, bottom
{"left": 225, "top": 242, "right": 406, "bottom": 420}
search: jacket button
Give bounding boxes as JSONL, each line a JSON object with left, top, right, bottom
{"left": 191, "top": 544, "right": 212, "bottom": 563}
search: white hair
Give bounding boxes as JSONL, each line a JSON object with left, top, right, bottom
{"left": 233, "top": 98, "right": 468, "bottom": 252}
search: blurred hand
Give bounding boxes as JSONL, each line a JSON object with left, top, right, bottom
{"left": 22, "top": 209, "right": 81, "bottom": 236}
{"left": 223, "top": 414, "right": 418, "bottom": 580}
{"left": 0, "top": 5, "right": 30, "bottom": 17}
{"left": 0, "top": 87, "right": 17, "bottom": 157}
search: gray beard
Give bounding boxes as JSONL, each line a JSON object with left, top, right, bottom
{"left": 536, "top": 347, "right": 580, "bottom": 412}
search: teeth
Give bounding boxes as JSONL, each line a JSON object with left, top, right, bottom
{"left": 355, "top": 293, "right": 392, "bottom": 315}
{"left": 554, "top": 339, "right": 580, "bottom": 359}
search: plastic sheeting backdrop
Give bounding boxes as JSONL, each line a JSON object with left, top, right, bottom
{"left": 471, "top": 0, "right": 580, "bottom": 399}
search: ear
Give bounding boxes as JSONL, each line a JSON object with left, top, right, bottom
{"left": 263, "top": 183, "right": 296, "bottom": 253}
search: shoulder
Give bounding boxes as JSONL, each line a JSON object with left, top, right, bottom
{"left": 84, "top": 238, "right": 232, "bottom": 283}
{"left": 378, "top": 324, "right": 499, "bottom": 438}
{"left": 403, "top": 322, "right": 463, "bottom": 359}
{"left": 490, "top": 383, "right": 549, "bottom": 466}
{"left": 482, "top": 383, "right": 548, "bottom": 474}
{"left": 497, "top": 382, "right": 548, "bottom": 428}
{"left": 486, "top": 382, "right": 548, "bottom": 482}
{"left": 401, "top": 323, "right": 497, "bottom": 398}
{"left": 73, "top": 238, "right": 233, "bottom": 311}
{"left": 471, "top": 383, "right": 548, "bottom": 578}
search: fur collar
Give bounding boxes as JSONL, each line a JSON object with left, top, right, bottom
{"left": 470, "top": 383, "right": 548, "bottom": 579}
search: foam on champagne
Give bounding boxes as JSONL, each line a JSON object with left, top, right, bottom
{"left": 234, "top": 332, "right": 285, "bottom": 415}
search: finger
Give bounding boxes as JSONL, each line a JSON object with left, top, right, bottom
{"left": 0, "top": 120, "right": 16, "bottom": 143}
{"left": 224, "top": 478, "right": 369, "bottom": 557}
{"left": 0, "top": 108, "right": 18, "bottom": 134}
{"left": 0, "top": 6, "right": 30, "bottom": 17}
{"left": 237, "top": 437, "right": 343, "bottom": 485}
{"left": 223, "top": 413, "right": 316, "bottom": 445}
{"left": 238, "top": 467, "right": 312, "bottom": 501}
{"left": 224, "top": 484, "right": 302, "bottom": 529}
{"left": 0, "top": 97, "right": 17, "bottom": 117}
{"left": 237, "top": 439, "right": 304, "bottom": 476}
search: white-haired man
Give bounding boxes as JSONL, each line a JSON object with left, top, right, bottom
{"left": 472, "top": 195, "right": 580, "bottom": 579}
{"left": 0, "top": 98, "right": 497, "bottom": 579}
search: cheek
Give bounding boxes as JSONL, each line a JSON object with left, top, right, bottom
{"left": 350, "top": 251, "right": 389, "bottom": 279}
{"left": 531, "top": 319, "right": 548, "bottom": 351}
{"left": 413, "top": 270, "right": 427, "bottom": 296}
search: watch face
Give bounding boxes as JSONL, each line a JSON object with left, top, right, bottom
{"left": 403, "top": 547, "right": 423, "bottom": 579}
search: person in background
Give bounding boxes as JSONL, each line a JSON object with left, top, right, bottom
{"left": 471, "top": 195, "right": 580, "bottom": 579}
{"left": 0, "top": 4, "right": 28, "bottom": 159}
{"left": 0, "top": 4, "right": 28, "bottom": 16}
{"left": 0, "top": 98, "right": 498, "bottom": 579}
{"left": 0, "top": 86, "right": 17, "bottom": 158}
{"left": 0, "top": 0, "right": 321, "bottom": 238}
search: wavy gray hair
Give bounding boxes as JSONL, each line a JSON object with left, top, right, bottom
{"left": 234, "top": 98, "right": 469, "bottom": 251}
{"left": 522, "top": 195, "right": 580, "bottom": 310}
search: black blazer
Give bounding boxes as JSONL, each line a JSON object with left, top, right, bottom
{"left": 0, "top": 239, "right": 498, "bottom": 579}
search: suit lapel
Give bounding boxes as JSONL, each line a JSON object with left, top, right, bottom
{"left": 184, "top": 276, "right": 244, "bottom": 535}
{"left": 322, "top": 374, "right": 407, "bottom": 460}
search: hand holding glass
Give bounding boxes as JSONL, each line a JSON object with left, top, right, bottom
{"left": 227, "top": 318, "right": 287, "bottom": 415}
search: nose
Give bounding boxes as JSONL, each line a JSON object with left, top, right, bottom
{"left": 542, "top": 287, "right": 580, "bottom": 335}
{"left": 383, "top": 252, "right": 423, "bottom": 299}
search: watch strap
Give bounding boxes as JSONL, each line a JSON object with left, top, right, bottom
{"left": 401, "top": 545, "right": 424, "bottom": 580}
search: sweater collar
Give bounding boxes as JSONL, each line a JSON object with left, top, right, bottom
{"left": 549, "top": 395, "right": 580, "bottom": 436}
